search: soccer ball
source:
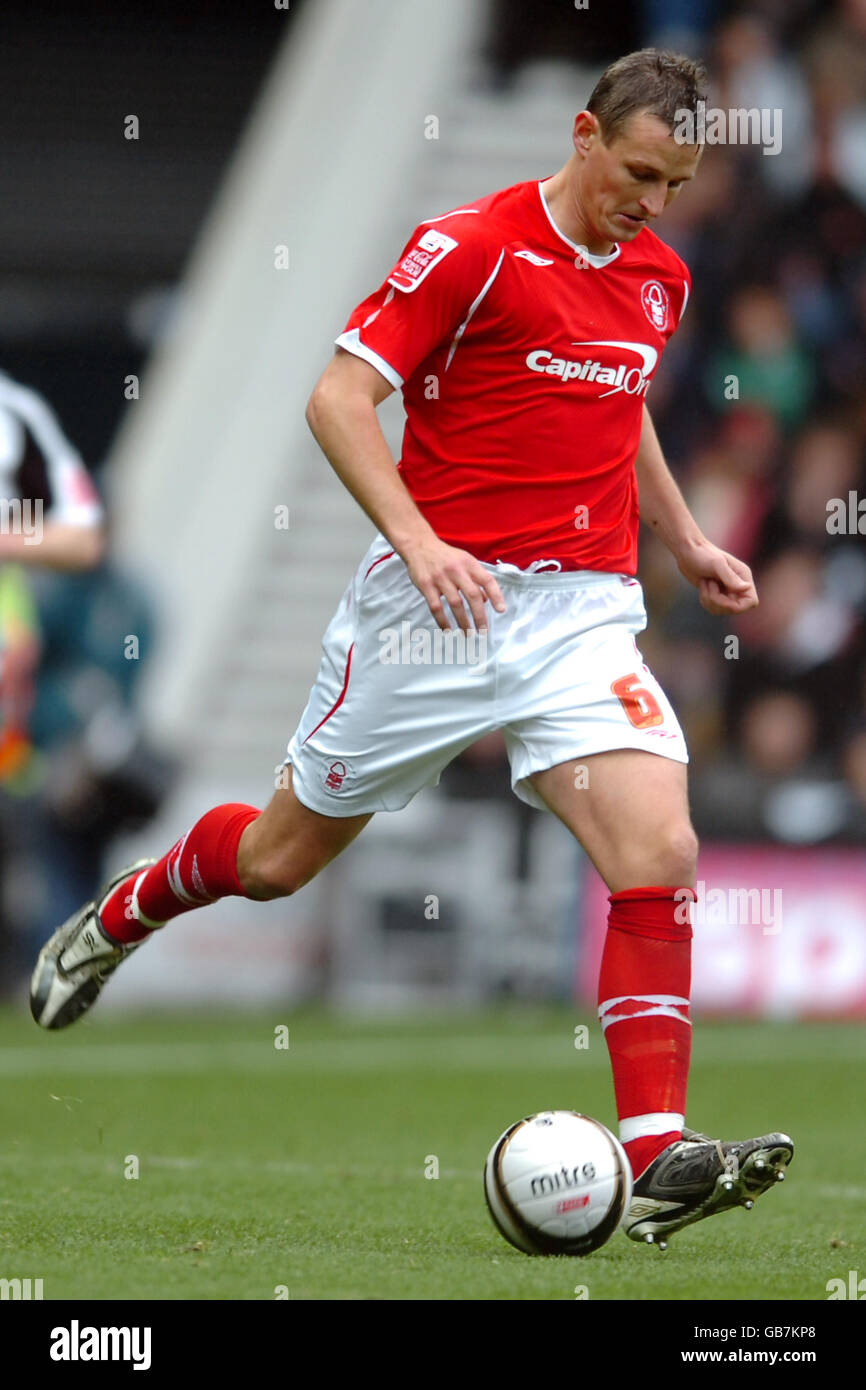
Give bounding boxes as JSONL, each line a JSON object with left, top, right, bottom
{"left": 483, "top": 1110, "right": 633, "bottom": 1256}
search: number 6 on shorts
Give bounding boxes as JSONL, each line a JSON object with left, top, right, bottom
{"left": 611, "top": 672, "right": 664, "bottom": 729}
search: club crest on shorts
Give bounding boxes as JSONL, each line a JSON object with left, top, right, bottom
{"left": 641, "top": 280, "right": 669, "bottom": 331}
{"left": 322, "top": 758, "right": 355, "bottom": 794}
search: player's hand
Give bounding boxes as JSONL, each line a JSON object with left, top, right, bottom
{"left": 676, "top": 540, "right": 758, "bottom": 616}
{"left": 403, "top": 538, "right": 507, "bottom": 632}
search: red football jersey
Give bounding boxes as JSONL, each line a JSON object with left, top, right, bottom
{"left": 336, "top": 179, "right": 691, "bottom": 574}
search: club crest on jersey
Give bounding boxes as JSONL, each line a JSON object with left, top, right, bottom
{"left": 641, "top": 280, "right": 669, "bottom": 331}
{"left": 388, "top": 230, "right": 458, "bottom": 293}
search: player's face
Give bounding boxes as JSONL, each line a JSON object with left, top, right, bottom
{"left": 574, "top": 110, "right": 701, "bottom": 249}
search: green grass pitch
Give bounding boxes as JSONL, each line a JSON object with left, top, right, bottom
{"left": 0, "top": 1005, "right": 861, "bottom": 1300}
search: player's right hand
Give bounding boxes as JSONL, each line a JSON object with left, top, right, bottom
{"left": 403, "top": 538, "right": 507, "bottom": 633}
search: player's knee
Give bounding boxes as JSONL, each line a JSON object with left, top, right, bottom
{"left": 656, "top": 821, "right": 699, "bottom": 887}
{"left": 237, "top": 849, "right": 317, "bottom": 900}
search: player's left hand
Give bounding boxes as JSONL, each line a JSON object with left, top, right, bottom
{"left": 676, "top": 540, "right": 758, "bottom": 616}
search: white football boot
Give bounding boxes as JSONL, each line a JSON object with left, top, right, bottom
{"left": 30, "top": 859, "right": 157, "bottom": 1029}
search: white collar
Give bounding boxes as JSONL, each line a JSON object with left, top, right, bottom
{"left": 536, "top": 181, "right": 621, "bottom": 267}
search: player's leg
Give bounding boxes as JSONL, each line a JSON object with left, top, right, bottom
{"left": 30, "top": 767, "right": 371, "bottom": 1030}
{"left": 106, "top": 763, "right": 371, "bottom": 932}
{"left": 31, "top": 530, "right": 493, "bottom": 1031}
{"left": 529, "top": 749, "right": 792, "bottom": 1247}
{"left": 528, "top": 745, "right": 696, "bottom": 891}
{"left": 103, "top": 764, "right": 371, "bottom": 932}
{"left": 235, "top": 766, "right": 371, "bottom": 899}
{"left": 529, "top": 747, "right": 696, "bottom": 1179}
{"left": 498, "top": 554, "right": 793, "bottom": 1246}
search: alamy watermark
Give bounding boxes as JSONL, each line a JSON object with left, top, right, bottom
{"left": 0, "top": 1276, "right": 43, "bottom": 1299}
{"left": 0, "top": 496, "right": 43, "bottom": 544}
{"left": 826, "top": 492, "right": 865, "bottom": 535}
{"left": 675, "top": 882, "right": 782, "bottom": 935}
{"left": 379, "top": 620, "right": 487, "bottom": 666}
{"left": 827, "top": 1270, "right": 866, "bottom": 1299}
{"left": 50, "top": 1322, "right": 151, "bottom": 1370}
{"left": 673, "top": 101, "right": 782, "bottom": 157}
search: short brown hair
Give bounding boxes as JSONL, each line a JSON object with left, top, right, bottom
{"left": 586, "top": 49, "right": 707, "bottom": 144}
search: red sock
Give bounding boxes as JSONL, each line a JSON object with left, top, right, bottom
{"left": 598, "top": 885, "right": 694, "bottom": 1180}
{"left": 99, "top": 803, "right": 261, "bottom": 942}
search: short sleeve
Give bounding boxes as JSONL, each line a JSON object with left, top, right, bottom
{"left": 336, "top": 217, "right": 495, "bottom": 387}
{"left": 674, "top": 267, "right": 692, "bottom": 330}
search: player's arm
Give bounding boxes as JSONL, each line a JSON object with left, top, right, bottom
{"left": 0, "top": 387, "right": 106, "bottom": 571}
{"left": 305, "top": 347, "right": 505, "bottom": 632}
{"left": 0, "top": 521, "right": 104, "bottom": 571}
{"left": 635, "top": 403, "right": 757, "bottom": 615}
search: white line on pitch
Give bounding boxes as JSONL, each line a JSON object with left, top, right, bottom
{"left": 0, "top": 1150, "right": 479, "bottom": 1181}
{"left": 0, "top": 1037, "right": 604, "bottom": 1075}
{"left": 0, "top": 1032, "right": 863, "bottom": 1076}
{"left": 0, "top": 1151, "right": 863, "bottom": 1199}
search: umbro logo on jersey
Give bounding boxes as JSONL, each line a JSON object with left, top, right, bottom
{"left": 526, "top": 340, "right": 659, "bottom": 398}
{"left": 513, "top": 250, "right": 555, "bottom": 266}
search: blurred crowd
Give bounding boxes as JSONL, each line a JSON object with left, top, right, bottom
{"left": 451, "top": 0, "right": 866, "bottom": 845}
{"left": 643, "top": 1, "right": 866, "bottom": 845}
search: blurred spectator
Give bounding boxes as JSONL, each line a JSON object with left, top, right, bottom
{"left": 0, "top": 370, "right": 106, "bottom": 799}
{"left": 2, "top": 561, "right": 174, "bottom": 983}
{"left": 691, "top": 690, "right": 851, "bottom": 843}
{"left": 705, "top": 286, "right": 815, "bottom": 428}
{"left": 0, "top": 565, "right": 40, "bottom": 783}
{"left": 802, "top": 0, "right": 866, "bottom": 205}
{"left": 643, "top": 0, "right": 719, "bottom": 52}
{"left": 0, "top": 372, "right": 172, "bottom": 992}
{"left": 684, "top": 406, "right": 779, "bottom": 559}
{"left": 712, "top": 12, "right": 812, "bottom": 196}
{"left": 727, "top": 546, "right": 863, "bottom": 765}
{"left": 0, "top": 370, "right": 104, "bottom": 574}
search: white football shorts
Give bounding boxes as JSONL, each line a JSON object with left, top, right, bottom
{"left": 284, "top": 534, "right": 687, "bottom": 817}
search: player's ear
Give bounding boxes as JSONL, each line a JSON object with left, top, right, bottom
{"left": 573, "top": 110, "right": 599, "bottom": 157}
